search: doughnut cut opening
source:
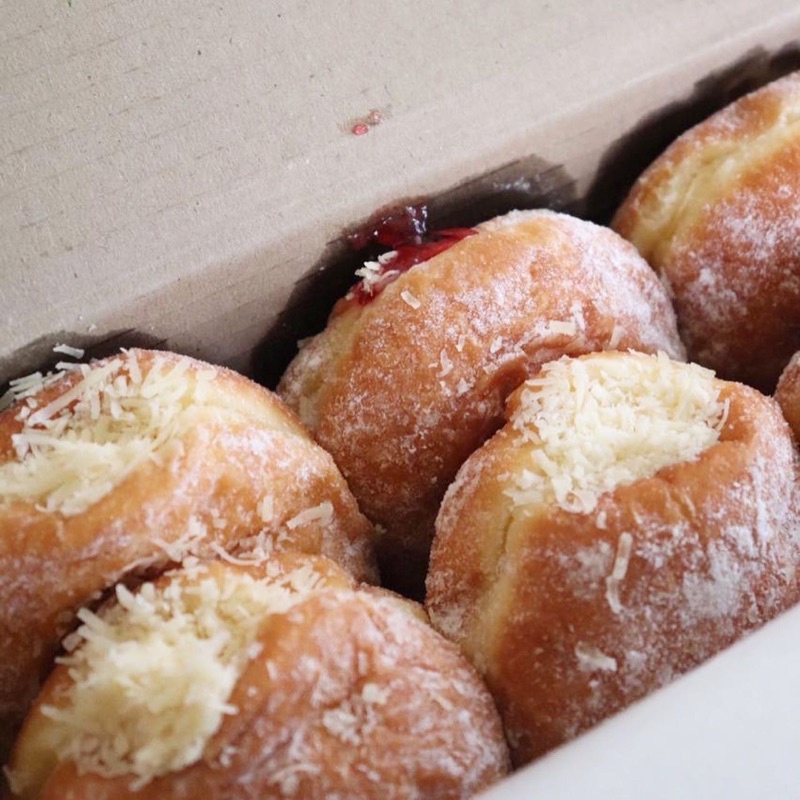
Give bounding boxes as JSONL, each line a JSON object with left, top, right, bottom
{"left": 624, "top": 108, "right": 800, "bottom": 266}
{"left": 504, "top": 352, "right": 728, "bottom": 515}
{"left": 7, "top": 562, "right": 328, "bottom": 798}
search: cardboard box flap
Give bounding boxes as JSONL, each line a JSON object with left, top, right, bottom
{"left": 3, "top": 0, "right": 800, "bottom": 383}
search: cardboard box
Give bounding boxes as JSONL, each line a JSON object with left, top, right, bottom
{"left": 3, "top": 1, "right": 800, "bottom": 795}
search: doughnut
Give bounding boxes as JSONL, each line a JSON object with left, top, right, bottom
{"left": 612, "top": 71, "right": 800, "bottom": 391}
{"left": 278, "top": 209, "right": 684, "bottom": 594}
{"left": 425, "top": 350, "right": 800, "bottom": 765}
{"left": 775, "top": 350, "right": 800, "bottom": 441}
{"left": 0, "top": 349, "right": 376, "bottom": 757}
{"left": 7, "top": 553, "right": 510, "bottom": 800}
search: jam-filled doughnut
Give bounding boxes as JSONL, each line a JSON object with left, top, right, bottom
{"left": 279, "top": 209, "right": 684, "bottom": 594}
{"left": 0, "top": 349, "right": 375, "bottom": 756}
{"left": 613, "top": 71, "right": 800, "bottom": 391}
{"left": 7, "top": 553, "right": 509, "bottom": 800}
{"left": 426, "top": 350, "right": 800, "bottom": 765}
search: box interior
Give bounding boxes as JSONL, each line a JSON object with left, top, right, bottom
{"left": 4, "top": 1, "right": 800, "bottom": 796}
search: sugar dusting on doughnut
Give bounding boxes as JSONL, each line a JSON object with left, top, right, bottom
{"left": 279, "top": 209, "right": 684, "bottom": 594}
{"left": 427, "top": 351, "right": 800, "bottom": 764}
{"left": 613, "top": 71, "right": 800, "bottom": 390}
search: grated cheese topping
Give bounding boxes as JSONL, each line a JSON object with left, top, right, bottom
{"left": 505, "top": 352, "right": 728, "bottom": 514}
{"left": 575, "top": 642, "right": 618, "bottom": 673}
{"left": 346, "top": 252, "right": 400, "bottom": 300}
{"left": 285, "top": 501, "right": 334, "bottom": 530}
{"left": 53, "top": 343, "right": 86, "bottom": 359}
{"left": 605, "top": 532, "right": 634, "bottom": 615}
{"left": 36, "top": 563, "right": 323, "bottom": 788}
{"left": 0, "top": 351, "right": 216, "bottom": 516}
{"left": 400, "top": 289, "right": 422, "bottom": 309}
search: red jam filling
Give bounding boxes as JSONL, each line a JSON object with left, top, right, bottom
{"left": 339, "top": 205, "right": 477, "bottom": 310}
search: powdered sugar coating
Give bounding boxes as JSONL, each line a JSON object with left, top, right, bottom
{"left": 614, "top": 71, "right": 800, "bottom": 390}
{"left": 279, "top": 210, "right": 683, "bottom": 590}
{"left": 426, "top": 352, "right": 800, "bottom": 764}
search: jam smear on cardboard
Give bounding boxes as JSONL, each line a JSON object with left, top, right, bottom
{"left": 339, "top": 205, "right": 476, "bottom": 310}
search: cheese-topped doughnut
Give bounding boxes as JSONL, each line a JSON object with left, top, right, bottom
{"left": 279, "top": 209, "right": 684, "bottom": 594}
{"left": 426, "top": 351, "right": 800, "bottom": 765}
{"left": 613, "top": 71, "right": 800, "bottom": 391}
{"left": 0, "top": 349, "right": 375, "bottom": 756}
{"left": 7, "top": 554, "right": 509, "bottom": 800}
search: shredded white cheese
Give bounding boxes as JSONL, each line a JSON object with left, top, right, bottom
{"left": 150, "top": 515, "right": 209, "bottom": 564}
{"left": 285, "top": 501, "right": 334, "bottom": 530}
{"left": 353, "top": 260, "right": 383, "bottom": 293}
{"left": 35, "top": 564, "right": 321, "bottom": 788}
{"left": 0, "top": 351, "right": 216, "bottom": 516}
{"left": 505, "top": 352, "right": 727, "bottom": 514}
{"left": 544, "top": 320, "right": 578, "bottom": 337}
{"left": 53, "top": 343, "right": 85, "bottom": 359}
{"left": 605, "top": 532, "right": 634, "bottom": 614}
{"left": 377, "top": 250, "right": 398, "bottom": 266}
{"left": 258, "top": 494, "right": 275, "bottom": 524}
{"left": 1, "top": 365, "right": 72, "bottom": 409}
{"left": 575, "top": 642, "right": 618, "bottom": 673}
{"left": 437, "top": 349, "right": 453, "bottom": 378}
{"left": 400, "top": 290, "right": 421, "bottom": 309}
{"left": 607, "top": 324, "right": 624, "bottom": 349}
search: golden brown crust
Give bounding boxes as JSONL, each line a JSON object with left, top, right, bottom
{"left": 775, "top": 351, "right": 800, "bottom": 442}
{"left": 279, "top": 210, "right": 684, "bottom": 592}
{"left": 613, "top": 71, "right": 800, "bottom": 391}
{"left": 11, "top": 556, "right": 509, "bottom": 800}
{"left": 0, "top": 350, "right": 376, "bottom": 755}
{"left": 426, "top": 353, "right": 800, "bottom": 765}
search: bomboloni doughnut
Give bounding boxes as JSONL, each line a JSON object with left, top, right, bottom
{"left": 613, "top": 71, "right": 800, "bottom": 391}
{"left": 7, "top": 553, "right": 510, "bottom": 800}
{"left": 279, "top": 209, "right": 684, "bottom": 593}
{"left": 426, "top": 350, "right": 800, "bottom": 765}
{"left": 775, "top": 350, "right": 800, "bottom": 441}
{"left": 0, "top": 349, "right": 375, "bottom": 756}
